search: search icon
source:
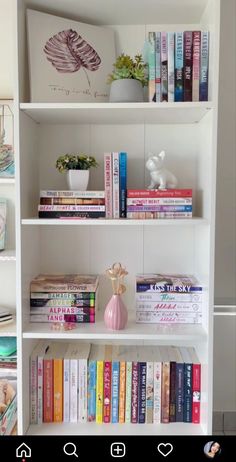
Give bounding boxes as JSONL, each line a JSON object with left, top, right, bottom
{"left": 63, "top": 443, "right": 78, "bottom": 458}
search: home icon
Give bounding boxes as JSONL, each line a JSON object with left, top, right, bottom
{"left": 16, "top": 443, "right": 31, "bottom": 458}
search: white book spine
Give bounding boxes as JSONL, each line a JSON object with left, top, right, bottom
{"left": 146, "top": 362, "right": 154, "bottom": 423}
{"left": 136, "top": 301, "right": 202, "bottom": 312}
{"left": 70, "top": 359, "right": 78, "bottom": 422}
{"left": 37, "top": 356, "right": 44, "bottom": 424}
{"left": 136, "top": 292, "right": 203, "bottom": 302}
{"left": 168, "top": 32, "right": 175, "bottom": 102}
{"left": 78, "top": 359, "right": 87, "bottom": 423}
{"left": 112, "top": 152, "right": 119, "bottom": 218}
{"left": 63, "top": 358, "right": 70, "bottom": 423}
{"left": 153, "top": 362, "right": 162, "bottom": 424}
{"left": 30, "top": 357, "right": 38, "bottom": 424}
{"left": 136, "top": 311, "right": 202, "bottom": 323}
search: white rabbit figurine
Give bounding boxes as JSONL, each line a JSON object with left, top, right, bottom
{"left": 146, "top": 151, "right": 178, "bottom": 189}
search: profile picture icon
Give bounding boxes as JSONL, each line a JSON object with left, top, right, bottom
{"left": 204, "top": 441, "right": 221, "bottom": 458}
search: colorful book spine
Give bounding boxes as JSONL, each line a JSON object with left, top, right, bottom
{"left": 136, "top": 282, "right": 203, "bottom": 293}
{"left": 38, "top": 211, "right": 106, "bottom": 219}
{"left": 38, "top": 205, "right": 105, "bottom": 212}
{"left": 30, "top": 292, "right": 96, "bottom": 300}
{"left": 64, "top": 313, "right": 95, "bottom": 323}
{"left": 54, "top": 358, "right": 63, "bottom": 422}
{"left": 119, "top": 152, "right": 127, "bottom": 218}
{"left": 146, "top": 362, "right": 154, "bottom": 424}
{"left": 161, "top": 32, "right": 168, "bottom": 101}
{"left": 30, "top": 313, "right": 95, "bottom": 323}
{"left": 63, "top": 358, "right": 70, "bottom": 423}
{"left": 148, "top": 31, "right": 156, "bottom": 102}
{"left": 40, "top": 197, "right": 105, "bottom": 205}
{"left": 103, "top": 361, "right": 111, "bottom": 423}
{"left": 111, "top": 362, "right": 120, "bottom": 423}
{"left": 127, "top": 189, "right": 192, "bottom": 198}
{"left": 192, "top": 363, "right": 201, "bottom": 423}
{"left": 127, "top": 205, "right": 192, "bottom": 212}
{"left": 119, "top": 361, "right": 126, "bottom": 423}
{"left": 184, "top": 31, "right": 193, "bottom": 101}
{"left": 136, "top": 292, "right": 203, "bottom": 302}
{"left": 37, "top": 355, "right": 44, "bottom": 424}
{"left": 43, "top": 359, "right": 53, "bottom": 423}
{"left": 175, "top": 32, "right": 184, "bottom": 101}
{"left": 183, "top": 363, "right": 193, "bottom": 422}
{"left": 200, "top": 31, "right": 209, "bottom": 101}
{"left": 78, "top": 359, "right": 87, "bottom": 423}
{"left": 104, "top": 153, "right": 113, "bottom": 218}
{"left": 138, "top": 362, "right": 146, "bottom": 424}
{"left": 30, "top": 298, "right": 95, "bottom": 307}
{"left": 136, "top": 311, "right": 202, "bottom": 323}
{"left": 168, "top": 32, "right": 175, "bottom": 102}
{"left": 155, "top": 32, "right": 161, "bottom": 102}
{"left": 127, "top": 212, "right": 192, "bottom": 219}
{"left": 40, "top": 190, "right": 105, "bottom": 198}
{"left": 96, "top": 361, "right": 104, "bottom": 424}
{"left": 131, "top": 362, "right": 139, "bottom": 423}
{"left": 175, "top": 363, "right": 184, "bottom": 422}
{"left": 69, "top": 358, "right": 78, "bottom": 423}
{"left": 192, "top": 31, "right": 201, "bottom": 101}
{"left": 169, "top": 361, "right": 176, "bottom": 423}
{"left": 153, "top": 362, "right": 162, "bottom": 424}
{"left": 30, "top": 356, "right": 38, "bottom": 424}
{"left": 88, "top": 360, "right": 97, "bottom": 422}
{"left": 112, "top": 152, "right": 119, "bottom": 218}
{"left": 127, "top": 197, "right": 192, "bottom": 206}
{"left": 125, "top": 361, "right": 132, "bottom": 423}
{"left": 30, "top": 307, "right": 95, "bottom": 315}
{"left": 136, "top": 302, "right": 202, "bottom": 312}
{"left": 161, "top": 361, "right": 170, "bottom": 423}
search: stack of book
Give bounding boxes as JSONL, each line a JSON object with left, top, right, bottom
{"left": 38, "top": 190, "right": 106, "bottom": 219}
{"left": 0, "top": 307, "right": 14, "bottom": 327}
{"left": 30, "top": 343, "right": 201, "bottom": 424}
{"left": 127, "top": 189, "right": 192, "bottom": 219}
{"left": 104, "top": 152, "right": 127, "bottom": 218}
{"left": 30, "top": 274, "right": 99, "bottom": 324}
{"left": 148, "top": 31, "right": 209, "bottom": 102}
{"left": 136, "top": 274, "right": 203, "bottom": 324}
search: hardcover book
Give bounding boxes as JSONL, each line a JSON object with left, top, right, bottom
{"left": 175, "top": 32, "right": 184, "bottom": 102}
{"left": 30, "top": 274, "right": 99, "bottom": 293}
{"left": 136, "top": 274, "right": 202, "bottom": 292}
{"left": 184, "top": 31, "right": 193, "bottom": 101}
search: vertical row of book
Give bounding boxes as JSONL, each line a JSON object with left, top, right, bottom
{"left": 104, "top": 152, "right": 127, "bottom": 218}
{"left": 148, "top": 31, "right": 209, "bottom": 102}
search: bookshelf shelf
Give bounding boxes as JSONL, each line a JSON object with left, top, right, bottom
{"left": 0, "top": 250, "right": 16, "bottom": 261}
{"left": 0, "top": 178, "right": 15, "bottom": 185}
{"left": 15, "top": 0, "right": 220, "bottom": 437}
{"left": 23, "top": 311, "right": 207, "bottom": 343}
{"left": 0, "top": 319, "right": 16, "bottom": 337}
{"left": 20, "top": 102, "right": 213, "bottom": 125}
{"left": 21, "top": 217, "right": 208, "bottom": 226}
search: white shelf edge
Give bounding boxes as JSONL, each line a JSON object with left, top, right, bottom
{"left": 0, "top": 249, "right": 16, "bottom": 261}
{"left": 27, "top": 422, "right": 205, "bottom": 435}
{"left": 0, "top": 178, "right": 15, "bottom": 184}
{"left": 21, "top": 217, "right": 209, "bottom": 226}
{"left": 20, "top": 102, "right": 214, "bottom": 110}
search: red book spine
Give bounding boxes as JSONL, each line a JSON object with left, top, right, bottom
{"left": 184, "top": 31, "right": 193, "bottom": 101}
{"left": 103, "top": 361, "right": 111, "bottom": 423}
{"left": 43, "top": 359, "right": 54, "bottom": 422}
{"left": 127, "top": 189, "right": 192, "bottom": 198}
{"left": 131, "top": 362, "right": 139, "bottom": 423}
{"left": 192, "top": 364, "right": 201, "bottom": 423}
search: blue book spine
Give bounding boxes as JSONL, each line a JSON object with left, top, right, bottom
{"left": 88, "top": 360, "right": 97, "bottom": 421}
{"left": 175, "top": 32, "right": 184, "bottom": 102}
{"left": 119, "top": 152, "right": 127, "bottom": 218}
{"left": 138, "top": 362, "right": 147, "bottom": 423}
{"left": 111, "top": 362, "right": 120, "bottom": 423}
{"left": 155, "top": 32, "right": 161, "bottom": 102}
{"left": 200, "top": 31, "right": 209, "bottom": 101}
{"left": 175, "top": 363, "right": 184, "bottom": 422}
{"left": 183, "top": 363, "right": 192, "bottom": 422}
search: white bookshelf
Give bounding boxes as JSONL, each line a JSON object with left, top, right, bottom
{"left": 15, "top": 0, "right": 220, "bottom": 436}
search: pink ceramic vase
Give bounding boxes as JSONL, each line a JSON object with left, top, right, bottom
{"left": 104, "top": 294, "right": 128, "bottom": 330}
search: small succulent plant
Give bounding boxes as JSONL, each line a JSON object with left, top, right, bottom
{"left": 56, "top": 154, "right": 98, "bottom": 172}
{"left": 107, "top": 53, "right": 148, "bottom": 87}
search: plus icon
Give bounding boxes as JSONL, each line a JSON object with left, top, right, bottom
{"left": 110, "top": 442, "right": 126, "bottom": 458}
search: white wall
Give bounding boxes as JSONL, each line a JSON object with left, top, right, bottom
{"left": 0, "top": 0, "right": 14, "bottom": 98}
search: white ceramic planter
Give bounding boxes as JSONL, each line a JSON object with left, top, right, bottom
{"left": 109, "top": 79, "right": 144, "bottom": 102}
{"left": 66, "top": 169, "right": 89, "bottom": 190}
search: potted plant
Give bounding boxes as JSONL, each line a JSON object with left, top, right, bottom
{"left": 107, "top": 53, "right": 148, "bottom": 102}
{"left": 56, "top": 154, "right": 98, "bottom": 190}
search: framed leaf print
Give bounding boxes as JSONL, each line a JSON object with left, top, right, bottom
{"left": 27, "top": 9, "right": 116, "bottom": 102}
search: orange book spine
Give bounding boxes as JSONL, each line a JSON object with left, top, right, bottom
{"left": 119, "top": 362, "right": 126, "bottom": 423}
{"left": 161, "top": 361, "right": 170, "bottom": 423}
{"left": 43, "top": 359, "right": 53, "bottom": 422}
{"left": 54, "top": 358, "right": 63, "bottom": 422}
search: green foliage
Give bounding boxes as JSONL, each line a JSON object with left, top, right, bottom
{"left": 107, "top": 53, "right": 148, "bottom": 87}
{"left": 56, "top": 154, "right": 98, "bottom": 172}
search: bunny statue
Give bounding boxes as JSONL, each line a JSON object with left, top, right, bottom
{"left": 146, "top": 151, "right": 178, "bottom": 189}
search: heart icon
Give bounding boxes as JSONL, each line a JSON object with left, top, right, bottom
{"left": 157, "top": 443, "right": 173, "bottom": 457}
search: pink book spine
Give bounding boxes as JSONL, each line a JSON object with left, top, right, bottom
{"left": 103, "top": 361, "right": 112, "bottom": 423}
{"left": 37, "top": 356, "right": 44, "bottom": 424}
{"left": 104, "top": 153, "right": 113, "bottom": 218}
{"left": 43, "top": 359, "right": 54, "bottom": 423}
{"left": 192, "top": 364, "right": 201, "bottom": 423}
{"left": 112, "top": 152, "right": 119, "bottom": 218}
{"left": 127, "top": 189, "right": 192, "bottom": 198}
{"left": 192, "top": 31, "right": 201, "bottom": 101}
{"left": 131, "top": 362, "right": 139, "bottom": 423}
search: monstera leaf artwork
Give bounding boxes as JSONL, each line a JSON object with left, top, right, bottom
{"left": 27, "top": 9, "right": 116, "bottom": 102}
{"left": 44, "top": 29, "right": 101, "bottom": 88}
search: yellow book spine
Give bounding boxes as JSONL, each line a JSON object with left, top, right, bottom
{"left": 119, "top": 361, "right": 126, "bottom": 423}
{"left": 96, "top": 361, "right": 104, "bottom": 424}
{"left": 54, "top": 358, "right": 63, "bottom": 422}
